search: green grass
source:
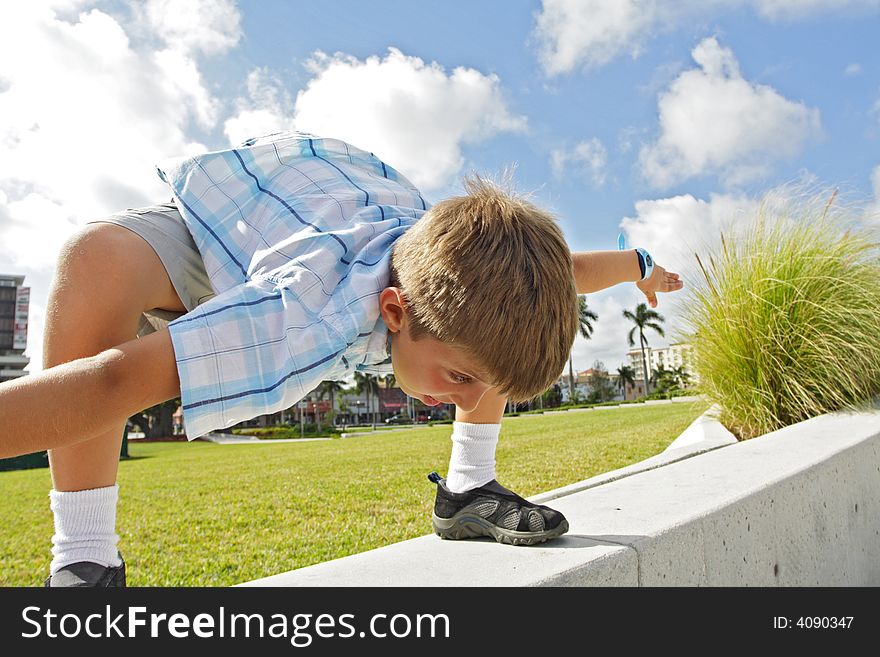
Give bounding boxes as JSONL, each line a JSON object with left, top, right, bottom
{"left": 679, "top": 190, "right": 880, "bottom": 439}
{"left": 0, "top": 401, "right": 708, "bottom": 586}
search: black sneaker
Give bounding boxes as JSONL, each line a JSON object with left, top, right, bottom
{"left": 428, "top": 472, "right": 569, "bottom": 546}
{"left": 44, "top": 554, "right": 126, "bottom": 587}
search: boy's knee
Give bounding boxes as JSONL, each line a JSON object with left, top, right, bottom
{"left": 54, "top": 222, "right": 183, "bottom": 314}
{"left": 58, "top": 223, "right": 123, "bottom": 274}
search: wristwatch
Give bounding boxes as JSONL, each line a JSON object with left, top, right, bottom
{"left": 634, "top": 247, "right": 654, "bottom": 281}
{"left": 617, "top": 234, "right": 654, "bottom": 281}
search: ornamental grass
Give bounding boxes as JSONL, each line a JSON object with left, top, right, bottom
{"left": 679, "top": 190, "right": 880, "bottom": 440}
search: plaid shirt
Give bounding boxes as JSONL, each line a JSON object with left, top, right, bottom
{"left": 156, "top": 132, "right": 427, "bottom": 439}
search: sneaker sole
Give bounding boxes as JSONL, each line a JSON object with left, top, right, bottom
{"left": 432, "top": 512, "right": 569, "bottom": 546}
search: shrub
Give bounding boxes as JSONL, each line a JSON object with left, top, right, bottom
{"left": 231, "top": 424, "right": 341, "bottom": 439}
{"left": 680, "top": 190, "right": 880, "bottom": 439}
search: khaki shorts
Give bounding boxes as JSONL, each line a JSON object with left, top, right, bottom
{"left": 86, "top": 202, "right": 216, "bottom": 337}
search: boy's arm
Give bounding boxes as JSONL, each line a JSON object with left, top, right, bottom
{"left": 0, "top": 329, "right": 180, "bottom": 458}
{"left": 572, "top": 250, "right": 683, "bottom": 307}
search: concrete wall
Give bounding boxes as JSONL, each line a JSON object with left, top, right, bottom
{"left": 242, "top": 403, "right": 880, "bottom": 587}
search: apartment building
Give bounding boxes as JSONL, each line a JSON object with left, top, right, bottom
{"left": 626, "top": 342, "right": 698, "bottom": 386}
{"left": 0, "top": 274, "right": 30, "bottom": 384}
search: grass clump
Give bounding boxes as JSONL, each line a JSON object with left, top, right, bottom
{"left": 680, "top": 189, "right": 880, "bottom": 440}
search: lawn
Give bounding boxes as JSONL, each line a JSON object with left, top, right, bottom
{"left": 0, "top": 400, "right": 709, "bottom": 586}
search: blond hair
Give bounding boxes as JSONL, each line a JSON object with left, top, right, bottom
{"left": 389, "top": 171, "right": 578, "bottom": 402}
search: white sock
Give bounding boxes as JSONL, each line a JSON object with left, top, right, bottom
{"left": 445, "top": 421, "right": 500, "bottom": 493}
{"left": 49, "top": 484, "right": 122, "bottom": 574}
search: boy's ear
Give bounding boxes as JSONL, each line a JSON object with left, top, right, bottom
{"left": 379, "top": 287, "right": 408, "bottom": 332}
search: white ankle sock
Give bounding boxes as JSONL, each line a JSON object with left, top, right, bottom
{"left": 49, "top": 484, "right": 122, "bottom": 574}
{"left": 445, "top": 421, "right": 500, "bottom": 493}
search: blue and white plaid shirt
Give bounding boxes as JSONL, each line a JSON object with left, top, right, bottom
{"left": 156, "top": 132, "right": 428, "bottom": 439}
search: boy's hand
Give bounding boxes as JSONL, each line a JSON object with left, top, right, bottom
{"left": 636, "top": 263, "right": 683, "bottom": 308}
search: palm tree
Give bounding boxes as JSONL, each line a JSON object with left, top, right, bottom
{"left": 335, "top": 392, "right": 352, "bottom": 427}
{"left": 616, "top": 365, "right": 636, "bottom": 399}
{"left": 672, "top": 365, "right": 691, "bottom": 389}
{"left": 317, "top": 380, "right": 345, "bottom": 429}
{"left": 568, "top": 295, "right": 598, "bottom": 404}
{"left": 651, "top": 364, "right": 672, "bottom": 393}
{"left": 623, "top": 302, "right": 665, "bottom": 395}
{"left": 354, "top": 372, "right": 381, "bottom": 427}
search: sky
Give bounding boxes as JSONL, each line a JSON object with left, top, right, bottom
{"left": 2, "top": 0, "right": 879, "bottom": 379}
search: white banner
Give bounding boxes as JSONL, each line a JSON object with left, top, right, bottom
{"left": 13, "top": 286, "right": 29, "bottom": 350}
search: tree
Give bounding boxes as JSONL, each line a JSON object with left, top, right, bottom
{"left": 586, "top": 360, "right": 616, "bottom": 403}
{"left": 316, "top": 380, "right": 346, "bottom": 429}
{"left": 542, "top": 383, "right": 562, "bottom": 408}
{"left": 129, "top": 398, "right": 179, "bottom": 439}
{"left": 623, "top": 302, "right": 665, "bottom": 395}
{"left": 650, "top": 364, "right": 678, "bottom": 395}
{"left": 672, "top": 365, "right": 692, "bottom": 389}
{"left": 568, "top": 295, "right": 598, "bottom": 403}
{"left": 353, "top": 372, "right": 381, "bottom": 427}
{"left": 335, "top": 392, "right": 352, "bottom": 427}
{"left": 616, "top": 365, "right": 636, "bottom": 399}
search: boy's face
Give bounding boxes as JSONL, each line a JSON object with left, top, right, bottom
{"left": 378, "top": 287, "right": 495, "bottom": 413}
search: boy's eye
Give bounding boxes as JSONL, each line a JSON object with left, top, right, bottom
{"left": 451, "top": 372, "right": 472, "bottom": 384}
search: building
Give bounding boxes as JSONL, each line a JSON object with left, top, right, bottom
{"left": 0, "top": 274, "right": 30, "bottom": 383}
{"left": 626, "top": 342, "right": 698, "bottom": 389}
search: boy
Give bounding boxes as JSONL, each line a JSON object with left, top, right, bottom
{"left": 0, "top": 132, "right": 683, "bottom": 586}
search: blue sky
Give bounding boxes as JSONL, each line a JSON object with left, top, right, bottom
{"left": 2, "top": 0, "right": 879, "bottom": 377}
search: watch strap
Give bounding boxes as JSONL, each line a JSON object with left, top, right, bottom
{"left": 635, "top": 247, "right": 654, "bottom": 281}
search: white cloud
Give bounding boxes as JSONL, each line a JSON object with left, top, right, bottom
{"left": 534, "top": 0, "right": 664, "bottom": 75}
{"left": 753, "top": 0, "right": 880, "bottom": 21}
{"left": 619, "top": 191, "right": 759, "bottom": 281}
{"left": 550, "top": 138, "right": 607, "bottom": 186}
{"left": 0, "top": 3, "right": 232, "bottom": 372}
{"left": 139, "top": 0, "right": 242, "bottom": 55}
{"left": 844, "top": 62, "right": 862, "bottom": 76}
{"left": 639, "top": 38, "right": 821, "bottom": 188}
{"left": 533, "top": 0, "right": 880, "bottom": 75}
{"left": 223, "top": 68, "right": 296, "bottom": 145}
{"left": 287, "top": 48, "right": 527, "bottom": 192}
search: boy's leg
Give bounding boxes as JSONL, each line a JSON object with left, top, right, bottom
{"left": 445, "top": 386, "right": 508, "bottom": 492}
{"left": 430, "top": 387, "right": 569, "bottom": 545}
{"left": 42, "top": 222, "right": 186, "bottom": 582}
{"left": 44, "top": 222, "right": 186, "bottom": 490}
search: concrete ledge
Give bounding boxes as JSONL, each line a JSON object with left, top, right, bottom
{"left": 664, "top": 403, "right": 736, "bottom": 451}
{"left": 242, "top": 403, "right": 880, "bottom": 586}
